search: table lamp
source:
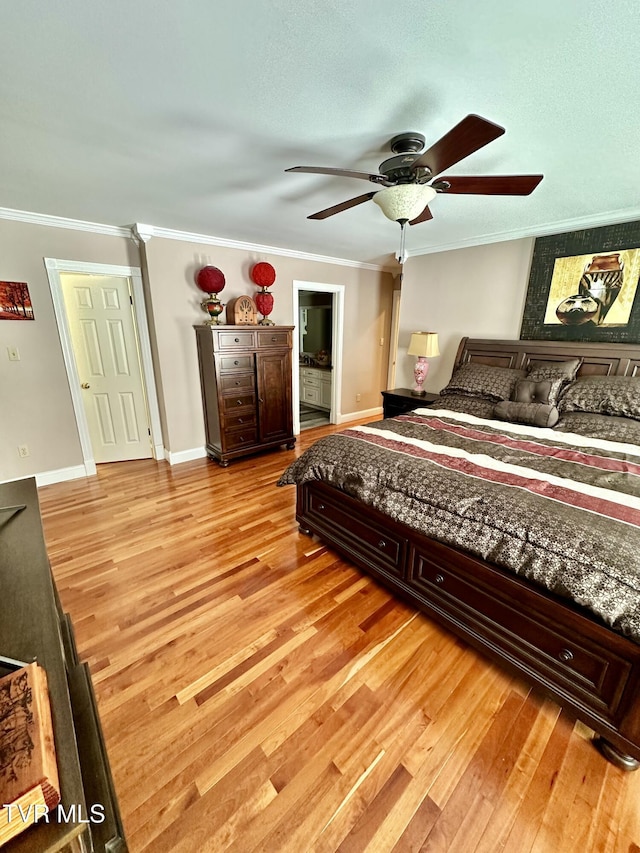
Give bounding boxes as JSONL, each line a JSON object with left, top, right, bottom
{"left": 407, "top": 332, "right": 439, "bottom": 396}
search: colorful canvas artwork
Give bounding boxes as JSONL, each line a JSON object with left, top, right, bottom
{"left": 0, "top": 281, "right": 34, "bottom": 320}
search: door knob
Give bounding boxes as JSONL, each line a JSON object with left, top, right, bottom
{"left": 81, "top": 382, "right": 90, "bottom": 389}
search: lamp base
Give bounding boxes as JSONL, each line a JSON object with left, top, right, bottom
{"left": 412, "top": 356, "right": 429, "bottom": 396}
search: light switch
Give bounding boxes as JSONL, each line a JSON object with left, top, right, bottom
{"left": 7, "top": 346, "right": 20, "bottom": 361}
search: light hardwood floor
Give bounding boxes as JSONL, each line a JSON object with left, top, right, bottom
{"left": 39, "top": 423, "right": 640, "bottom": 852}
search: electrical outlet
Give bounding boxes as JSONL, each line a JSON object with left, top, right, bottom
{"left": 18, "top": 444, "right": 30, "bottom": 458}
{"left": 356, "top": 393, "right": 362, "bottom": 402}
{"left": 7, "top": 346, "right": 20, "bottom": 361}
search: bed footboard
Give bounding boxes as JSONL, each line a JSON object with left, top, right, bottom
{"left": 296, "top": 480, "right": 640, "bottom": 769}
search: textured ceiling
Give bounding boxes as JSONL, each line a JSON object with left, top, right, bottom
{"left": 1, "top": 0, "right": 639, "bottom": 266}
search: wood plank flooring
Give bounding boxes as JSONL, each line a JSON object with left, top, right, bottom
{"left": 38, "top": 423, "right": 640, "bottom": 852}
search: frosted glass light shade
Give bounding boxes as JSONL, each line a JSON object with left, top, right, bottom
{"left": 407, "top": 331, "right": 439, "bottom": 358}
{"left": 373, "top": 184, "right": 437, "bottom": 222}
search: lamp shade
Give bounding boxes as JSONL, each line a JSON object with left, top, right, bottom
{"left": 407, "top": 331, "right": 439, "bottom": 358}
{"left": 195, "top": 265, "right": 225, "bottom": 295}
{"left": 373, "top": 184, "right": 437, "bottom": 222}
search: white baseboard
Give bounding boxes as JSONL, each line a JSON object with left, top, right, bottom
{"left": 335, "top": 406, "right": 383, "bottom": 425}
{"left": 164, "top": 447, "right": 207, "bottom": 465}
{"left": 35, "top": 464, "right": 92, "bottom": 487}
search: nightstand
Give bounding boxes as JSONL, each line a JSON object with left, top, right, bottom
{"left": 381, "top": 388, "right": 439, "bottom": 419}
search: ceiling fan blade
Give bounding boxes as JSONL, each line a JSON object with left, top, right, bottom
{"left": 436, "top": 174, "right": 544, "bottom": 195}
{"left": 307, "top": 191, "right": 377, "bottom": 220}
{"left": 286, "top": 166, "right": 390, "bottom": 185}
{"left": 409, "top": 205, "right": 434, "bottom": 226}
{"left": 411, "top": 115, "right": 505, "bottom": 176}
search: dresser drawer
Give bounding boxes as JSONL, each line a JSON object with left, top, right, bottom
{"left": 220, "top": 373, "right": 255, "bottom": 392}
{"left": 225, "top": 427, "right": 258, "bottom": 450}
{"left": 257, "top": 329, "right": 290, "bottom": 348}
{"left": 410, "top": 548, "right": 633, "bottom": 717}
{"left": 224, "top": 412, "right": 256, "bottom": 430}
{"left": 219, "top": 354, "right": 253, "bottom": 372}
{"left": 222, "top": 392, "right": 256, "bottom": 413}
{"left": 306, "top": 486, "right": 406, "bottom": 580}
{"left": 216, "top": 330, "right": 256, "bottom": 350}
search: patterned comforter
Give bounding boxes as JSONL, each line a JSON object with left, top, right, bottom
{"left": 279, "top": 408, "right": 640, "bottom": 643}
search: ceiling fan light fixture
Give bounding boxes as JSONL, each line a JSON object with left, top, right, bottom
{"left": 373, "top": 184, "right": 437, "bottom": 222}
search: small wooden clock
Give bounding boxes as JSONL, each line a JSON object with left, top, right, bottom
{"left": 226, "top": 295, "right": 258, "bottom": 325}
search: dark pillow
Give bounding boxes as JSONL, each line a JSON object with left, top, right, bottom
{"left": 441, "top": 363, "right": 526, "bottom": 402}
{"left": 430, "top": 394, "right": 496, "bottom": 419}
{"left": 526, "top": 358, "right": 582, "bottom": 405}
{"left": 558, "top": 375, "right": 640, "bottom": 420}
{"left": 494, "top": 400, "right": 560, "bottom": 428}
{"left": 555, "top": 412, "right": 640, "bottom": 444}
{"left": 513, "top": 378, "right": 553, "bottom": 404}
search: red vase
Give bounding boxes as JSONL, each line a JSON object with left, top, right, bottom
{"left": 255, "top": 289, "right": 274, "bottom": 325}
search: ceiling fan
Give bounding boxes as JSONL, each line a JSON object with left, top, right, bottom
{"left": 286, "top": 114, "right": 543, "bottom": 261}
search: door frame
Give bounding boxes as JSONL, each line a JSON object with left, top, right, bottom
{"left": 45, "top": 258, "right": 164, "bottom": 475}
{"left": 387, "top": 289, "right": 402, "bottom": 389}
{"left": 292, "top": 281, "right": 344, "bottom": 434}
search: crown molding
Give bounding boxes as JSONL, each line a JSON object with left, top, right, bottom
{"left": 0, "top": 205, "right": 132, "bottom": 238}
{"left": 407, "top": 207, "right": 640, "bottom": 258}
{"left": 0, "top": 205, "right": 391, "bottom": 271}
{"left": 135, "top": 223, "right": 389, "bottom": 271}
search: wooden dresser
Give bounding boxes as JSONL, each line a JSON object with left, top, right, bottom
{"left": 0, "top": 478, "right": 126, "bottom": 853}
{"left": 195, "top": 325, "right": 296, "bottom": 466}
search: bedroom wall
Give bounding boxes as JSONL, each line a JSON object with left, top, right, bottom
{"left": 0, "top": 218, "right": 139, "bottom": 483}
{"left": 0, "top": 214, "right": 394, "bottom": 483}
{"left": 397, "top": 237, "right": 535, "bottom": 393}
{"left": 142, "top": 237, "right": 394, "bottom": 456}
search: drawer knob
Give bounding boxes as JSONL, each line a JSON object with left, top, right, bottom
{"left": 234, "top": 337, "right": 240, "bottom": 342}
{"left": 558, "top": 648, "right": 574, "bottom": 663}
{"left": 236, "top": 399, "right": 243, "bottom": 405}
{"left": 240, "top": 436, "right": 245, "bottom": 442}
{"left": 272, "top": 336, "right": 277, "bottom": 342}
{"left": 318, "top": 503, "right": 325, "bottom": 510}
{"left": 434, "top": 573, "right": 445, "bottom": 584}
{"left": 378, "top": 540, "right": 386, "bottom": 549}
{"left": 234, "top": 360, "right": 240, "bottom": 365}
{"left": 238, "top": 417, "right": 244, "bottom": 424}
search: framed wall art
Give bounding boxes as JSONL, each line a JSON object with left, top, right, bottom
{"left": 520, "top": 220, "right": 640, "bottom": 343}
{"left": 0, "top": 281, "right": 34, "bottom": 320}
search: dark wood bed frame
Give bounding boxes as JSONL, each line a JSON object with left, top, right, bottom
{"left": 296, "top": 337, "right": 640, "bottom": 770}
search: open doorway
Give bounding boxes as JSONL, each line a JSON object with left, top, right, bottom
{"left": 45, "top": 258, "right": 163, "bottom": 475}
{"left": 292, "top": 282, "right": 344, "bottom": 434}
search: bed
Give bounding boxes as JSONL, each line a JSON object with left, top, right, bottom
{"left": 279, "top": 337, "right": 640, "bottom": 770}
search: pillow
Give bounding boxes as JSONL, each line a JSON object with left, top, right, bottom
{"left": 494, "top": 400, "right": 559, "bottom": 428}
{"left": 558, "top": 375, "right": 640, "bottom": 420}
{"left": 555, "top": 412, "right": 640, "bottom": 444}
{"left": 430, "top": 394, "right": 496, "bottom": 419}
{"left": 513, "top": 378, "right": 553, "bottom": 404}
{"left": 526, "top": 358, "right": 582, "bottom": 405}
{"left": 441, "top": 363, "right": 526, "bottom": 402}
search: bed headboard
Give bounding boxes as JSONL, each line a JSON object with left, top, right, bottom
{"left": 453, "top": 337, "right": 640, "bottom": 378}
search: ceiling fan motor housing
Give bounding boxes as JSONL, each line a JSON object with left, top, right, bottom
{"left": 380, "top": 132, "right": 430, "bottom": 182}
{"left": 379, "top": 154, "right": 430, "bottom": 182}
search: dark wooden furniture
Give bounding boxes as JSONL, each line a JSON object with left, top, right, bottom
{"left": 381, "top": 388, "right": 439, "bottom": 418}
{"left": 296, "top": 337, "right": 640, "bottom": 770}
{"left": 195, "top": 325, "right": 296, "bottom": 466}
{"left": 0, "top": 478, "right": 126, "bottom": 852}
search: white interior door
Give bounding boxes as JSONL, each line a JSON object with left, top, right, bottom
{"left": 61, "top": 273, "right": 152, "bottom": 463}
